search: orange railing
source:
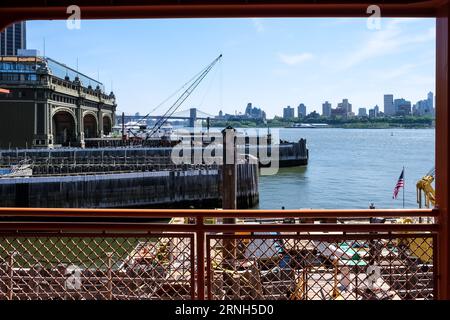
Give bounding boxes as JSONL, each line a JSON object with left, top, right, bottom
{"left": 0, "top": 208, "right": 437, "bottom": 300}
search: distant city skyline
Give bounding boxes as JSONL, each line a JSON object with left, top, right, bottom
{"left": 270, "top": 90, "right": 432, "bottom": 119}
{"left": 26, "top": 18, "right": 436, "bottom": 118}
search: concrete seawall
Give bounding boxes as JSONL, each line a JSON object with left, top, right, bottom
{"left": 0, "top": 163, "right": 259, "bottom": 209}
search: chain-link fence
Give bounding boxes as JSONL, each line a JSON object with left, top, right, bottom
{"left": 207, "top": 234, "right": 436, "bottom": 300}
{"left": 0, "top": 233, "right": 194, "bottom": 300}
{"left": 0, "top": 208, "right": 439, "bottom": 300}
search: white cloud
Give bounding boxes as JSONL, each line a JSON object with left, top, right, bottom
{"left": 278, "top": 52, "right": 314, "bottom": 66}
{"left": 377, "top": 63, "right": 419, "bottom": 80}
{"left": 251, "top": 18, "right": 265, "bottom": 33}
{"left": 370, "top": 57, "right": 434, "bottom": 81}
{"left": 339, "top": 19, "right": 435, "bottom": 70}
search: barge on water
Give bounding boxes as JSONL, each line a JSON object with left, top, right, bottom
{"left": 0, "top": 161, "right": 259, "bottom": 209}
{"left": 0, "top": 133, "right": 305, "bottom": 209}
{"left": 0, "top": 136, "right": 308, "bottom": 169}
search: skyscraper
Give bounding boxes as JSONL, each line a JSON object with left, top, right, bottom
{"left": 337, "top": 99, "right": 352, "bottom": 115}
{"left": 297, "top": 103, "right": 307, "bottom": 118}
{"left": 374, "top": 105, "right": 380, "bottom": 117}
{"left": 368, "top": 105, "right": 379, "bottom": 118}
{"left": 413, "top": 92, "right": 435, "bottom": 116}
{"left": 244, "top": 102, "right": 266, "bottom": 120}
{"left": 283, "top": 106, "right": 295, "bottom": 120}
{"left": 394, "top": 98, "right": 412, "bottom": 116}
{"left": 322, "top": 101, "right": 332, "bottom": 117}
{"left": 384, "top": 94, "right": 394, "bottom": 116}
{"left": 245, "top": 103, "right": 253, "bottom": 116}
{"left": 358, "top": 108, "right": 367, "bottom": 117}
{"left": 1, "top": 22, "right": 26, "bottom": 56}
{"left": 427, "top": 91, "right": 434, "bottom": 110}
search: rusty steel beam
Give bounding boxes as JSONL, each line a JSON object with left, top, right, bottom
{"left": 0, "top": 1, "right": 444, "bottom": 31}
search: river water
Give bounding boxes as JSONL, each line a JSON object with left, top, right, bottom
{"left": 258, "top": 128, "right": 435, "bottom": 209}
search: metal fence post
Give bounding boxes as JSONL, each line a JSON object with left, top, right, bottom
{"left": 303, "top": 268, "right": 308, "bottom": 300}
{"left": 7, "top": 251, "right": 15, "bottom": 300}
{"left": 106, "top": 252, "right": 113, "bottom": 300}
{"left": 221, "top": 126, "right": 238, "bottom": 299}
{"left": 196, "top": 217, "right": 205, "bottom": 300}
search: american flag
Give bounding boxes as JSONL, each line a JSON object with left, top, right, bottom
{"left": 393, "top": 168, "right": 405, "bottom": 199}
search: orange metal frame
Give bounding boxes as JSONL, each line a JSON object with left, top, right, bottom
{"left": 205, "top": 232, "right": 439, "bottom": 300}
{"left": 0, "top": 207, "right": 438, "bottom": 300}
{"left": 0, "top": 0, "right": 449, "bottom": 299}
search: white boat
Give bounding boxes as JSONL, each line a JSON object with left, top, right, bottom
{"left": 289, "top": 123, "right": 329, "bottom": 128}
{"left": 113, "top": 121, "right": 148, "bottom": 132}
{"left": 298, "top": 123, "right": 314, "bottom": 128}
{"left": 0, "top": 160, "right": 33, "bottom": 177}
{"left": 114, "top": 121, "right": 175, "bottom": 141}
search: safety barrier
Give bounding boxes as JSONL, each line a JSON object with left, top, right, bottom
{"left": 0, "top": 208, "right": 438, "bottom": 300}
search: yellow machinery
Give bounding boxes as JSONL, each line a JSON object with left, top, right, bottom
{"left": 416, "top": 167, "right": 435, "bottom": 208}
{"left": 398, "top": 218, "right": 433, "bottom": 264}
{"left": 411, "top": 167, "right": 435, "bottom": 264}
{"left": 397, "top": 167, "right": 436, "bottom": 264}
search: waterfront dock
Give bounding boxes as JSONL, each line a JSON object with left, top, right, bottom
{"left": 0, "top": 137, "right": 307, "bottom": 209}
{"left": 0, "top": 161, "right": 259, "bottom": 209}
{"left": 0, "top": 137, "right": 308, "bottom": 170}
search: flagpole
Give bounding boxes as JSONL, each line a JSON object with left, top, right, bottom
{"left": 402, "top": 166, "right": 405, "bottom": 209}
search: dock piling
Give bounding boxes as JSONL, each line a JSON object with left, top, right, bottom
{"left": 221, "top": 126, "right": 238, "bottom": 299}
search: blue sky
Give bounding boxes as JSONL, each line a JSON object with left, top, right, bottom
{"left": 27, "top": 18, "right": 435, "bottom": 118}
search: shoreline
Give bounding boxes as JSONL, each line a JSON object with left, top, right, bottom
{"left": 210, "top": 125, "right": 435, "bottom": 129}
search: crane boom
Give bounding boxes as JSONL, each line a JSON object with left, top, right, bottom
{"left": 145, "top": 54, "right": 222, "bottom": 141}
